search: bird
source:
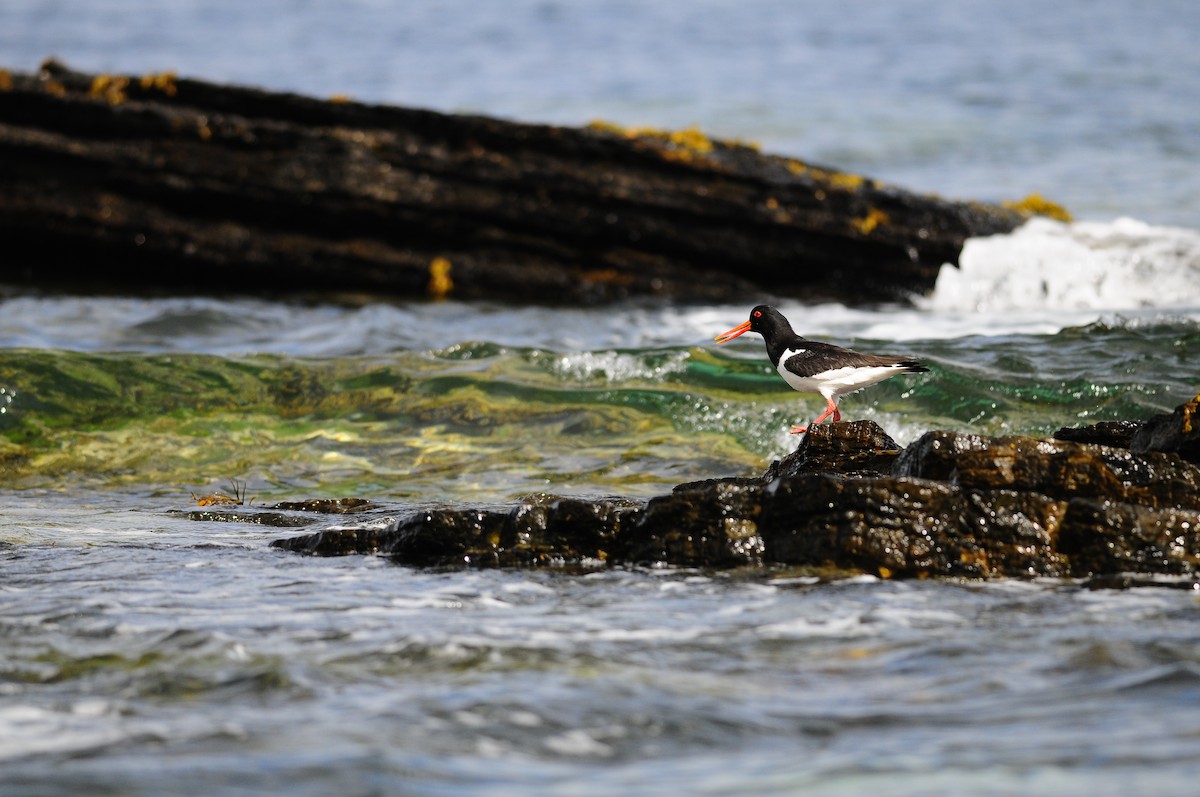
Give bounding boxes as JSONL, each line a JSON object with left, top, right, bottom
{"left": 714, "top": 305, "right": 928, "bottom": 434}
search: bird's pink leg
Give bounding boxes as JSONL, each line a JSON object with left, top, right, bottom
{"left": 790, "top": 396, "right": 840, "bottom": 435}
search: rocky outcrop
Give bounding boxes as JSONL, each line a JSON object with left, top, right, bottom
{"left": 0, "top": 60, "right": 1035, "bottom": 305}
{"left": 895, "top": 430, "right": 1200, "bottom": 511}
{"left": 270, "top": 399, "right": 1200, "bottom": 582}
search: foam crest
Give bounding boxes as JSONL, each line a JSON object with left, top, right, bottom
{"left": 926, "top": 217, "right": 1200, "bottom": 313}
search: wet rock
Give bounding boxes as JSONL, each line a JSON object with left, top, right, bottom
{"left": 1129, "top": 393, "right": 1200, "bottom": 465}
{"left": 379, "top": 509, "right": 509, "bottom": 566}
{"left": 669, "top": 420, "right": 900, "bottom": 493}
{"left": 1054, "top": 420, "right": 1143, "bottom": 449}
{"left": 1058, "top": 498, "right": 1200, "bottom": 576}
{"left": 268, "top": 498, "right": 382, "bottom": 513}
{"left": 1081, "top": 573, "right": 1200, "bottom": 590}
{"left": 616, "top": 481, "right": 766, "bottom": 567}
{"left": 764, "top": 420, "right": 901, "bottom": 479}
{"left": 273, "top": 526, "right": 389, "bottom": 556}
{"left": 503, "top": 497, "right": 631, "bottom": 565}
{"left": 753, "top": 475, "right": 1067, "bottom": 578}
{"left": 184, "top": 509, "right": 319, "bottom": 527}
{"left": 955, "top": 489, "right": 1070, "bottom": 578}
{"left": 273, "top": 499, "right": 630, "bottom": 566}
{"left": 272, "top": 398, "right": 1200, "bottom": 582}
{"left": 894, "top": 430, "right": 1200, "bottom": 510}
{"left": 760, "top": 474, "right": 960, "bottom": 577}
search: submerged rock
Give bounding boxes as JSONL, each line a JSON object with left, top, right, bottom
{"left": 271, "top": 401, "right": 1200, "bottom": 581}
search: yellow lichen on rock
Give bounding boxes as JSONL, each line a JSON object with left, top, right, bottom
{"left": 587, "top": 121, "right": 718, "bottom": 156}
{"left": 0, "top": 71, "right": 12, "bottom": 91}
{"left": 786, "top": 160, "right": 808, "bottom": 177}
{"left": 89, "top": 74, "right": 130, "bottom": 105}
{"left": 852, "top": 207, "right": 889, "bottom": 235}
{"left": 139, "top": 71, "right": 178, "bottom": 96}
{"left": 428, "top": 257, "right": 454, "bottom": 300}
{"left": 586, "top": 120, "right": 628, "bottom": 136}
{"left": 329, "top": 94, "right": 353, "bottom": 104}
{"left": 89, "top": 74, "right": 131, "bottom": 105}
{"left": 1182, "top": 392, "right": 1199, "bottom": 434}
{"left": 663, "top": 126, "right": 714, "bottom": 155}
{"left": 786, "top": 159, "right": 868, "bottom": 192}
{"left": 1003, "top": 193, "right": 1073, "bottom": 222}
{"left": 826, "top": 171, "right": 865, "bottom": 191}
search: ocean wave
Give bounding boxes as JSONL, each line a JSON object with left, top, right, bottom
{"left": 2, "top": 311, "right": 1193, "bottom": 497}
{"left": 926, "top": 217, "right": 1200, "bottom": 314}
{"left": 547, "top": 350, "right": 690, "bottom": 384}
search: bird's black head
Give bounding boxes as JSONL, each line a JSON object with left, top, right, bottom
{"left": 747, "top": 305, "right": 774, "bottom": 333}
{"left": 715, "top": 305, "right": 794, "bottom": 344}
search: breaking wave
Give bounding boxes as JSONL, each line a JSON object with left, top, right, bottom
{"left": 926, "top": 217, "right": 1200, "bottom": 313}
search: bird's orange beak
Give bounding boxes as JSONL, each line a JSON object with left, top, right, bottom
{"left": 714, "top": 320, "right": 752, "bottom": 344}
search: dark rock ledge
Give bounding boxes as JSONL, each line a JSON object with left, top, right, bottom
{"left": 270, "top": 394, "right": 1200, "bottom": 582}
{"left": 1, "top": 60, "right": 1039, "bottom": 304}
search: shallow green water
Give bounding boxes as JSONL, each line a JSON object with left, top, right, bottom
{"left": 1, "top": 315, "right": 1194, "bottom": 504}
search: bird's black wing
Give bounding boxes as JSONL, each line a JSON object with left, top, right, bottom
{"left": 786, "top": 340, "right": 927, "bottom": 375}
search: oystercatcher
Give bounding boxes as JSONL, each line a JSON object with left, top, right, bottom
{"left": 715, "top": 305, "right": 928, "bottom": 434}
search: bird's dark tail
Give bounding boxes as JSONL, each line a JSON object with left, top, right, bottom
{"left": 899, "top": 360, "right": 929, "bottom": 373}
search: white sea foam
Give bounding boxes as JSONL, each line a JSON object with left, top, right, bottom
{"left": 550, "top": 350, "right": 689, "bottom": 383}
{"left": 0, "top": 702, "right": 124, "bottom": 761}
{"left": 926, "top": 217, "right": 1200, "bottom": 313}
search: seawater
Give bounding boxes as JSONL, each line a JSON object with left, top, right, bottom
{"left": 2, "top": 221, "right": 1200, "bottom": 795}
{"left": 3, "top": 1, "right": 1200, "bottom": 793}
{"left": 4, "top": 549, "right": 1199, "bottom": 797}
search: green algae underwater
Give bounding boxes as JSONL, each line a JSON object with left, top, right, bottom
{"left": 1, "top": 311, "right": 1194, "bottom": 505}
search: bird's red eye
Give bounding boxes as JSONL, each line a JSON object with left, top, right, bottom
{"left": 753, "top": 310, "right": 762, "bottom": 318}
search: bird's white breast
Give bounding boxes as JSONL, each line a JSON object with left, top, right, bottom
{"left": 776, "top": 347, "right": 908, "bottom": 400}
